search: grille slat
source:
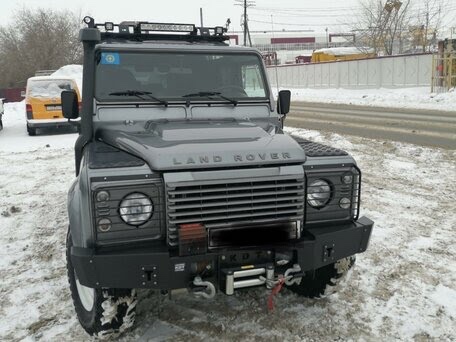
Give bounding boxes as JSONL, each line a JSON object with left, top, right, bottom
{"left": 169, "top": 202, "right": 304, "bottom": 218}
{"left": 168, "top": 181, "right": 303, "bottom": 195}
{"left": 168, "top": 195, "right": 304, "bottom": 210}
{"left": 166, "top": 172, "right": 305, "bottom": 246}
{"left": 169, "top": 211, "right": 303, "bottom": 225}
{"left": 168, "top": 190, "right": 304, "bottom": 203}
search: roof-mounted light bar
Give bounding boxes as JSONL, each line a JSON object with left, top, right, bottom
{"left": 139, "top": 23, "right": 196, "bottom": 33}
{"left": 81, "top": 16, "right": 229, "bottom": 42}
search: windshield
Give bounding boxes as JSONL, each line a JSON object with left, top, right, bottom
{"left": 95, "top": 52, "right": 268, "bottom": 101}
{"left": 28, "top": 80, "right": 74, "bottom": 98}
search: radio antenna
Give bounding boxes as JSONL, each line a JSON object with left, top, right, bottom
{"left": 271, "top": 15, "right": 280, "bottom": 95}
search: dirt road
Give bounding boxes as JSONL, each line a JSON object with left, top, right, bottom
{"left": 286, "top": 102, "right": 456, "bottom": 149}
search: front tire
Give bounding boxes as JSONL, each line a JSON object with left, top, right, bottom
{"left": 66, "top": 230, "right": 137, "bottom": 338}
{"left": 287, "top": 256, "right": 356, "bottom": 298}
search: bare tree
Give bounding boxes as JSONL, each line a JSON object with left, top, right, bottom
{"left": 410, "top": 0, "right": 447, "bottom": 52}
{"left": 352, "top": 0, "right": 411, "bottom": 55}
{"left": 0, "top": 8, "right": 82, "bottom": 88}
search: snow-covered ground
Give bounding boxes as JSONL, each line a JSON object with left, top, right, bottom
{"left": 0, "top": 102, "right": 455, "bottom": 341}
{"left": 287, "top": 87, "right": 456, "bottom": 112}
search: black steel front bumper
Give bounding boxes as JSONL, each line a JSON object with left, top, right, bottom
{"left": 71, "top": 216, "right": 373, "bottom": 290}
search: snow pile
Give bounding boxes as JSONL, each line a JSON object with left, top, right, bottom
{"left": 283, "top": 87, "right": 456, "bottom": 112}
{"left": 28, "top": 79, "right": 75, "bottom": 99}
{"left": 313, "top": 47, "right": 375, "bottom": 55}
{"left": 0, "top": 103, "right": 455, "bottom": 340}
{"left": 51, "top": 65, "right": 83, "bottom": 92}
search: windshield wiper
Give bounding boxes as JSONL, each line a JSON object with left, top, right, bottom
{"left": 109, "top": 90, "right": 168, "bottom": 106}
{"left": 182, "top": 91, "right": 238, "bottom": 106}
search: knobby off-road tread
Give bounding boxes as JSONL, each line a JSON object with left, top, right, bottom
{"left": 66, "top": 230, "right": 137, "bottom": 339}
{"left": 288, "top": 256, "right": 356, "bottom": 298}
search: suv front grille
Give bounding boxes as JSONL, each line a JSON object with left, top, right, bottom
{"left": 165, "top": 169, "right": 305, "bottom": 246}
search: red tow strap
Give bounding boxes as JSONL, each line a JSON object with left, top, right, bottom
{"left": 267, "top": 278, "right": 285, "bottom": 312}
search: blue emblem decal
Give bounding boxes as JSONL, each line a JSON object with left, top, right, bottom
{"left": 101, "top": 52, "right": 120, "bottom": 65}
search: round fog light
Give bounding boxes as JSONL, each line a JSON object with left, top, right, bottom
{"left": 342, "top": 175, "right": 353, "bottom": 184}
{"left": 98, "top": 218, "right": 112, "bottom": 232}
{"left": 96, "top": 190, "right": 110, "bottom": 202}
{"left": 339, "top": 197, "right": 351, "bottom": 209}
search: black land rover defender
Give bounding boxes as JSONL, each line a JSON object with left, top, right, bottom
{"left": 62, "top": 17, "right": 373, "bottom": 337}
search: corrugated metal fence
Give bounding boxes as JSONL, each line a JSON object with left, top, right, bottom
{"left": 267, "top": 53, "right": 433, "bottom": 89}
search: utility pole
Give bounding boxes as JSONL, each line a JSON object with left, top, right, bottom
{"left": 325, "top": 27, "right": 329, "bottom": 47}
{"left": 200, "top": 8, "right": 204, "bottom": 27}
{"left": 243, "top": 1, "right": 247, "bottom": 46}
{"left": 234, "top": 0, "right": 255, "bottom": 46}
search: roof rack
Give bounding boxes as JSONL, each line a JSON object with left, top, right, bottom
{"left": 82, "top": 16, "right": 230, "bottom": 43}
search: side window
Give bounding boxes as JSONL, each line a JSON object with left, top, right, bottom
{"left": 242, "top": 65, "right": 266, "bottom": 97}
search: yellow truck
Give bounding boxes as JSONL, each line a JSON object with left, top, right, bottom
{"left": 311, "top": 47, "right": 376, "bottom": 63}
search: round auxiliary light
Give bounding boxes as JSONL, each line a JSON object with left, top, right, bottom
{"left": 96, "top": 190, "right": 110, "bottom": 202}
{"left": 98, "top": 218, "right": 112, "bottom": 232}
{"left": 119, "top": 193, "right": 153, "bottom": 226}
{"left": 83, "top": 16, "right": 93, "bottom": 24}
{"left": 339, "top": 197, "right": 351, "bottom": 209}
{"left": 342, "top": 174, "right": 353, "bottom": 184}
{"left": 307, "top": 179, "right": 331, "bottom": 208}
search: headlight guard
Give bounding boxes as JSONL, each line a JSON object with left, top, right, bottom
{"left": 307, "top": 179, "right": 332, "bottom": 208}
{"left": 119, "top": 192, "right": 154, "bottom": 226}
{"left": 305, "top": 166, "right": 361, "bottom": 224}
{"left": 91, "top": 179, "right": 164, "bottom": 244}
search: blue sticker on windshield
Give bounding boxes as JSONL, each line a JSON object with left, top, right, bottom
{"left": 101, "top": 52, "right": 120, "bottom": 65}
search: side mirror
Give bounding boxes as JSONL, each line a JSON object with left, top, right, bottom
{"left": 21, "top": 90, "right": 26, "bottom": 98}
{"left": 277, "top": 90, "right": 291, "bottom": 115}
{"left": 61, "top": 90, "right": 79, "bottom": 119}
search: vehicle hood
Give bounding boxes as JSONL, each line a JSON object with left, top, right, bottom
{"left": 97, "top": 120, "right": 306, "bottom": 171}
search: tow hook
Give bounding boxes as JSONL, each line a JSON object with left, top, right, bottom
{"left": 284, "top": 264, "right": 302, "bottom": 286}
{"left": 192, "top": 276, "right": 216, "bottom": 299}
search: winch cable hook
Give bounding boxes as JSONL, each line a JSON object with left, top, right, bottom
{"left": 192, "top": 276, "right": 216, "bottom": 299}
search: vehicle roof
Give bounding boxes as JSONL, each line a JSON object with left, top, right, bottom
{"left": 96, "top": 41, "right": 261, "bottom": 54}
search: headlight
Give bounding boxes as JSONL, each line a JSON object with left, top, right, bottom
{"left": 307, "top": 179, "right": 331, "bottom": 208}
{"left": 119, "top": 192, "right": 153, "bottom": 226}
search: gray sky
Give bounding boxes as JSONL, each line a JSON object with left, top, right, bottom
{"left": 1, "top": 0, "right": 455, "bottom": 34}
{"left": 0, "top": 0, "right": 368, "bottom": 33}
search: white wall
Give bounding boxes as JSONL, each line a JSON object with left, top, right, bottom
{"left": 267, "top": 54, "right": 433, "bottom": 89}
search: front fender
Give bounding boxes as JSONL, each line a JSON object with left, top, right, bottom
{"left": 67, "top": 154, "right": 94, "bottom": 248}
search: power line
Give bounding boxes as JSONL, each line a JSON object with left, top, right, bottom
{"left": 248, "top": 19, "right": 353, "bottom": 28}
{"left": 253, "top": 6, "right": 361, "bottom": 13}
{"left": 250, "top": 12, "right": 354, "bottom": 19}
{"left": 246, "top": 2, "right": 456, "bottom": 31}
{"left": 251, "top": 3, "right": 456, "bottom": 16}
